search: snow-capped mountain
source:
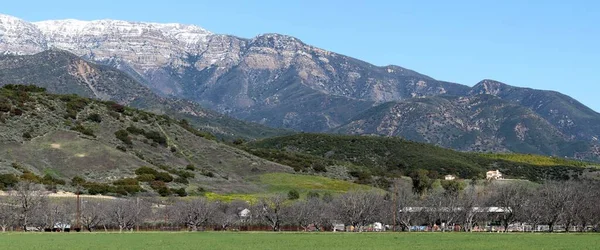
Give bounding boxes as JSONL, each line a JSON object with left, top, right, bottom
{"left": 0, "top": 14, "right": 216, "bottom": 69}
{"left": 2, "top": 14, "right": 600, "bottom": 161}
{"left": 0, "top": 14, "right": 47, "bottom": 54}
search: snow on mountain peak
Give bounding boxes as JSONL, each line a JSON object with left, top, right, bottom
{"left": 32, "top": 18, "right": 213, "bottom": 44}
{"left": 0, "top": 14, "right": 47, "bottom": 54}
{"left": 0, "top": 14, "right": 219, "bottom": 68}
{"left": 0, "top": 14, "right": 23, "bottom": 23}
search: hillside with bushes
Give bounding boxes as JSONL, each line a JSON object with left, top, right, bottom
{"left": 242, "top": 133, "right": 600, "bottom": 183}
{"left": 0, "top": 85, "right": 299, "bottom": 196}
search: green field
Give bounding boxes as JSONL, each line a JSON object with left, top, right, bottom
{"left": 201, "top": 173, "right": 375, "bottom": 202}
{"left": 1, "top": 232, "right": 598, "bottom": 250}
{"left": 253, "top": 173, "right": 373, "bottom": 193}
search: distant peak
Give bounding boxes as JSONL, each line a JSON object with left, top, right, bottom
{"left": 252, "top": 33, "right": 304, "bottom": 45}
{"left": 471, "top": 79, "right": 513, "bottom": 96}
{"left": 477, "top": 79, "right": 508, "bottom": 86}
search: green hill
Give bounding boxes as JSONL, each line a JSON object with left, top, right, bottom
{"left": 242, "top": 133, "right": 600, "bottom": 183}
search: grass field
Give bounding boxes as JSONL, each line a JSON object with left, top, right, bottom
{"left": 252, "top": 173, "right": 373, "bottom": 193}
{"left": 199, "top": 173, "right": 375, "bottom": 202}
{"left": 1, "top": 232, "right": 598, "bottom": 250}
{"left": 479, "top": 153, "right": 599, "bottom": 167}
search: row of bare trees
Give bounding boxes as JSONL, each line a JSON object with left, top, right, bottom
{"left": 0, "top": 182, "right": 152, "bottom": 232}
{"left": 1, "top": 180, "right": 599, "bottom": 232}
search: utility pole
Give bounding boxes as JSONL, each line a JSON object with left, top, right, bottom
{"left": 136, "top": 197, "right": 140, "bottom": 232}
{"left": 76, "top": 186, "right": 81, "bottom": 231}
{"left": 392, "top": 180, "right": 398, "bottom": 232}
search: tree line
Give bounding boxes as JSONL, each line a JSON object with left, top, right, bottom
{"left": 1, "top": 180, "right": 599, "bottom": 232}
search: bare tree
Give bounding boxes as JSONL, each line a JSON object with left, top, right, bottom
{"left": 285, "top": 197, "right": 326, "bottom": 231}
{"left": 458, "top": 186, "right": 488, "bottom": 232}
{"left": 537, "top": 181, "right": 570, "bottom": 232}
{"left": 0, "top": 196, "right": 17, "bottom": 232}
{"left": 213, "top": 200, "right": 249, "bottom": 230}
{"left": 80, "top": 199, "right": 107, "bottom": 232}
{"left": 230, "top": 200, "right": 252, "bottom": 228}
{"left": 424, "top": 190, "right": 461, "bottom": 232}
{"left": 333, "top": 191, "right": 383, "bottom": 232}
{"left": 386, "top": 182, "right": 421, "bottom": 231}
{"left": 521, "top": 189, "right": 544, "bottom": 232}
{"left": 254, "top": 194, "right": 288, "bottom": 231}
{"left": 38, "top": 200, "right": 73, "bottom": 231}
{"left": 560, "top": 181, "right": 586, "bottom": 232}
{"left": 313, "top": 199, "right": 336, "bottom": 231}
{"left": 173, "top": 198, "right": 217, "bottom": 231}
{"left": 11, "top": 182, "right": 48, "bottom": 231}
{"left": 107, "top": 198, "right": 150, "bottom": 232}
{"left": 576, "top": 182, "right": 600, "bottom": 232}
{"left": 489, "top": 182, "right": 529, "bottom": 232}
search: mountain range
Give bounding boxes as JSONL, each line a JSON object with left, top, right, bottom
{"left": 0, "top": 49, "right": 288, "bottom": 140}
{"left": 1, "top": 14, "right": 599, "bottom": 161}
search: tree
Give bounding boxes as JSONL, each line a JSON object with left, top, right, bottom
{"left": 457, "top": 186, "right": 488, "bottom": 232}
{"left": 574, "top": 181, "right": 600, "bottom": 232}
{"left": 441, "top": 180, "right": 466, "bottom": 195}
{"left": 409, "top": 169, "right": 434, "bottom": 196}
{"left": 0, "top": 174, "right": 19, "bottom": 190}
{"left": 489, "top": 182, "right": 530, "bottom": 232}
{"left": 80, "top": 199, "right": 107, "bottom": 232}
{"left": 71, "top": 176, "right": 86, "bottom": 186}
{"left": 38, "top": 200, "right": 73, "bottom": 231}
{"left": 385, "top": 181, "right": 420, "bottom": 232}
{"left": 287, "top": 189, "right": 300, "bottom": 200}
{"left": 424, "top": 190, "right": 461, "bottom": 232}
{"left": 286, "top": 197, "right": 326, "bottom": 231}
{"left": 11, "top": 182, "right": 48, "bottom": 231}
{"left": 517, "top": 186, "right": 543, "bottom": 232}
{"left": 173, "top": 198, "right": 217, "bottom": 231}
{"left": 333, "top": 191, "right": 383, "bottom": 231}
{"left": 213, "top": 200, "right": 248, "bottom": 231}
{"left": 106, "top": 198, "right": 150, "bottom": 232}
{"left": 537, "top": 181, "right": 571, "bottom": 232}
{"left": 307, "top": 191, "right": 320, "bottom": 199}
{"left": 254, "top": 194, "right": 288, "bottom": 231}
{"left": 0, "top": 196, "right": 17, "bottom": 232}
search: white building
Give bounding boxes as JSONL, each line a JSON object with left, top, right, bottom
{"left": 486, "top": 170, "right": 503, "bottom": 180}
{"left": 444, "top": 175, "right": 456, "bottom": 180}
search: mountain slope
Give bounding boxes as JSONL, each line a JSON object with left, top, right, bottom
{"left": 0, "top": 85, "right": 293, "bottom": 195}
{"left": 0, "top": 14, "right": 469, "bottom": 132}
{"left": 0, "top": 50, "right": 289, "bottom": 139}
{"left": 470, "top": 79, "right": 600, "bottom": 143}
{"left": 335, "top": 95, "right": 597, "bottom": 160}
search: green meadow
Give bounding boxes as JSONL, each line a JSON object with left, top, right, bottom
{"left": 1, "top": 232, "right": 598, "bottom": 250}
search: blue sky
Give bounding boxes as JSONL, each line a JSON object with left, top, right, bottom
{"left": 4, "top": 0, "right": 600, "bottom": 111}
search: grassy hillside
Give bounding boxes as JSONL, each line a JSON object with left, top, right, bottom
{"left": 478, "top": 153, "right": 595, "bottom": 167}
{"left": 0, "top": 85, "right": 299, "bottom": 196}
{"left": 242, "top": 133, "right": 600, "bottom": 182}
